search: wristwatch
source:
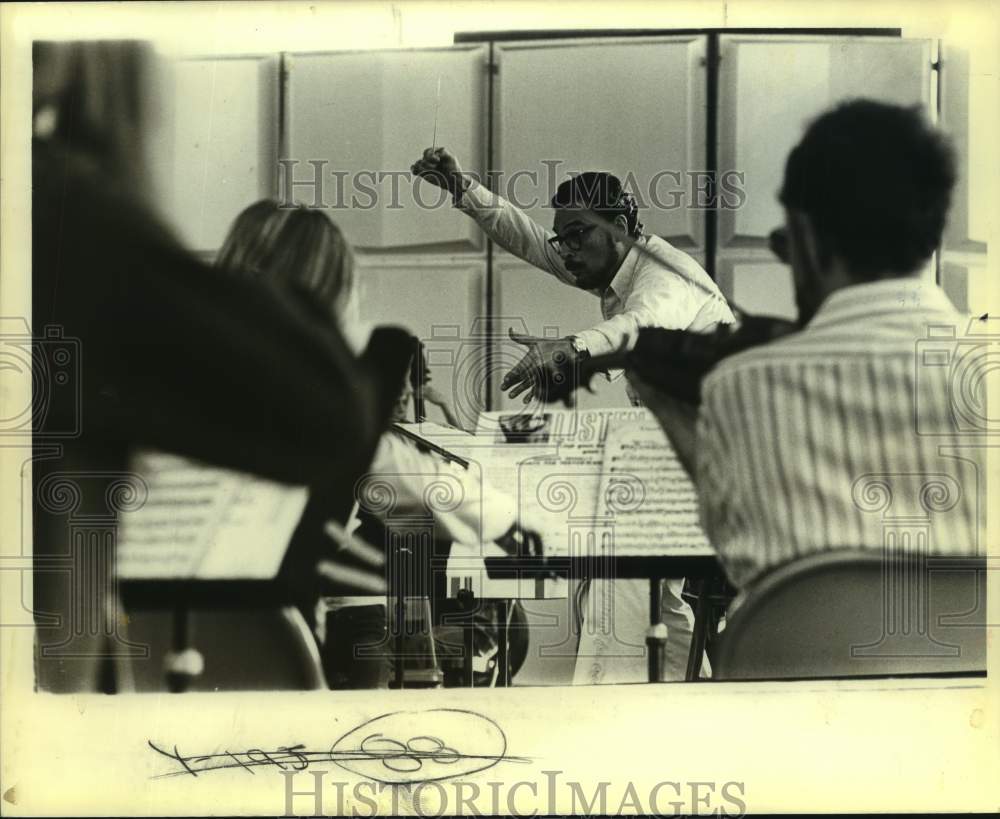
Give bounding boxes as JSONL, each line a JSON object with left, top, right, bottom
{"left": 568, "top": 335, "right": 590, "bottom": 360}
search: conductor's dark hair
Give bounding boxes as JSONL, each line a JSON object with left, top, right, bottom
{"left": 780, "top": 98, "right": 956, "bottom": 279}
{"left": 551, "top": 172, "right": 644, "bottom": 238}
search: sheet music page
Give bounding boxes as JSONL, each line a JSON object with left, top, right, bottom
{"left": 596, "top": 411, "right": 713, "bottom": 556}
{"left": 576, "top": 412, "right": 714, "bottom": 686}
{"left": 117, "top": 451, "right": 309, "bottom": 580}
{"left": 471, "top": 409, "right": 654, "bottom": 555}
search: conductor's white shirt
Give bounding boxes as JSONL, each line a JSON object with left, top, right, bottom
{"left": 457, "top": 180, "right": 736, "bottom": 353}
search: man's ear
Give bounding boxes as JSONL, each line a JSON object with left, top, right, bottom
{"left": 613, "top": 214, "right": 629, "bottom": 238}
{"left": 790, "top": 210, "right": 825, "bottom": 277}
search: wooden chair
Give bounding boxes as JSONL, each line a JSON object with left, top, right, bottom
{"left": 713, "top": 551, "right": 987, "bottom": 681}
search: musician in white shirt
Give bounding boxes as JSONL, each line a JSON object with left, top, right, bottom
{"left": 322, "top": 364, "right": 540, "bottom": 688}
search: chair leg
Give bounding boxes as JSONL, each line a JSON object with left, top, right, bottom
{"left": 393, "top": 598, "right": 443, "bottom": 689}
{"left": 685, "top": 574, "right": 736, "bottom": 681}
{"left": 391, "top": 594, "right": 406, "bottom": 689}
{"left": 686, "top": 583, "right": 713, "bottom": 682}
{"left": 418, "top": 597, "right": 443, "bottom": 688}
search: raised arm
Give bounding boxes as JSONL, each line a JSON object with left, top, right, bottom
{"left": 411, "top": 147, "right": 572, "bottom": 284}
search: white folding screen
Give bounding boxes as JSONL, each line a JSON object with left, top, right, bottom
{"left": 144, "top": 36, "right": 966, "bottom": 419}
{"left": 284, "top": 46, "right": 491, "bottom": 425}
{"left": 354, "top": 259, "right": 487, "bottom": 428}
{"left": 495, "top": 36, "right": 708, "bottom": 248}
{"left": 716, "top": 36, "right": 934, "bottom": 320}
{"left": 284, "top": 46, "right": 488, "bottom": 250}
{"left": 939, "top": 42, "right": 991, "bottom": 312}
{"left": 148, "top": 55, "right": 280, "bottom": 255}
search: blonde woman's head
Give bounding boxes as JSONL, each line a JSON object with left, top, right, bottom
{"left": 216, "top": 200, "right": 356, "bottom": 322}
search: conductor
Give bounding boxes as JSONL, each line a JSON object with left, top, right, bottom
{"left": 412, "top": 147, "right": 735, "bottom": 681}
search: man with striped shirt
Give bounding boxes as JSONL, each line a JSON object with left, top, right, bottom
{"left": 638, "top": 99, "right": 984, "bottom": 589}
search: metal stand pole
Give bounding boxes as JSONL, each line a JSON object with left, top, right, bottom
{"left": 457, "top": 588, "right": 476, "bottom": 688}
{"left": 496, "top": 599, "right": 510, "bottom": 687}
{"left": 646, "top": 577, "right": 666, "bottom": 683}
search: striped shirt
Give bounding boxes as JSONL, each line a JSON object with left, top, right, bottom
{"left": 696, "top": 277, "right": 987, "bottom": 589}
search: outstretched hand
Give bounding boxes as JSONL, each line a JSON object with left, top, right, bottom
{"left": 501, "top": 329, "right": 578, "bottom": 407}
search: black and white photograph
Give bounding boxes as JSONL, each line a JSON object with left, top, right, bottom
{"left": 1, "top": 0, "right": 997, "bottom": 815}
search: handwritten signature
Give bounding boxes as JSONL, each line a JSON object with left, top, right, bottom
{"left": 148, "top": 708, "right": 529, "bottom": 784}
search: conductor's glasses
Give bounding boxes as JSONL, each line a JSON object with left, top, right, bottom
{"left": 547, "top": 224, "right": 598, "bottom": 253}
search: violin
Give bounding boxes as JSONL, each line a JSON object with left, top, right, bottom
{"left": 546, "top": 307, "right": 800, "bottom": 406}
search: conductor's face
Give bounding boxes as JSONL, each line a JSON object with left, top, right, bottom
{"left": 551, "top": 206, "right": 620, "bottom": 292}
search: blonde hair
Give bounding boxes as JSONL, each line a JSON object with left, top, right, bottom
{"left": 216, "top": 200, "right": 356, "bottom": 320}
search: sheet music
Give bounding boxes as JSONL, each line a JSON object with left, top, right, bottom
{"left": 578, "top": 412, "right": 713, "bottom": 686}
{"left": 472, "top": 409, "right": 650, "bottom": 555}
{"left": 596, "top": 413, "right": 713, "bottom": 556}
{"left": 117, "top": 451, "right": 309, "bottom": 580}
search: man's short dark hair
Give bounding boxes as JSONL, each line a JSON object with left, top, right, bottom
{"left": 551, "top": 171, "right": 644, "bottom": 238}
{"left": 779, "top": 98, "right": 956, "bottom": 279}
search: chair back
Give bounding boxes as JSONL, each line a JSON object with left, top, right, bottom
{"left": 714, "top": 550, "right": 987, "bottom": 680}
